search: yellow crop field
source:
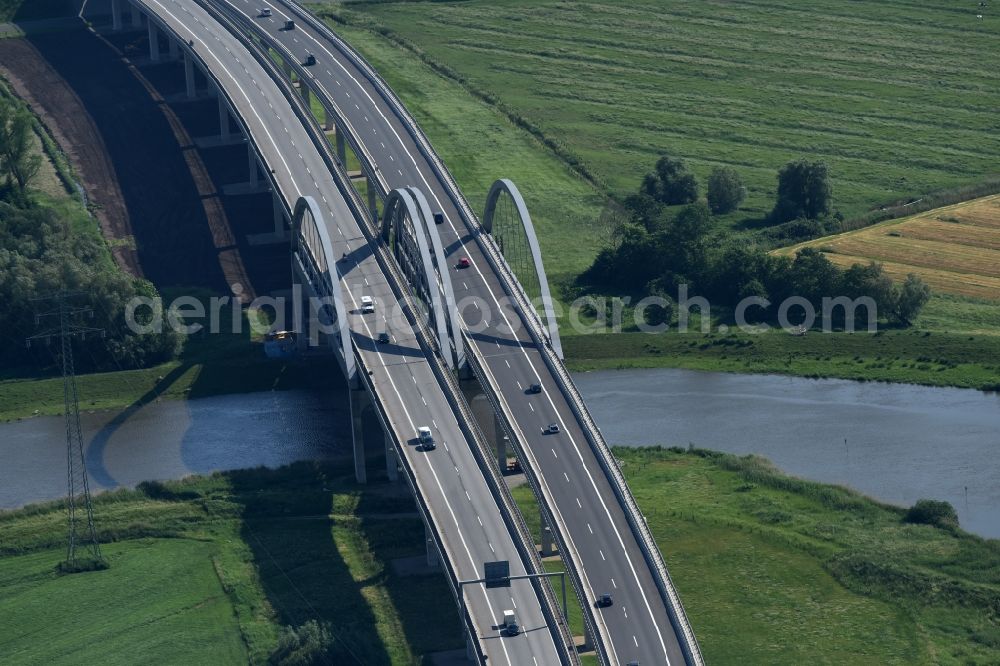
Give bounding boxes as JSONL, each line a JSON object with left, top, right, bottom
{"left": 780, "top": 196, "right": 1000, "bottom": 300}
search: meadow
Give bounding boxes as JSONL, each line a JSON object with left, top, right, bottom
{"left": 344, "top": 0, "right": 1000, "bottom": 228}
{"left": 0, "top": 461, "right": 462, "bottom": 664}
{"left": 515, "top": 447, "right": 1000, "bottom": 665}
{"left": 783, "top": 194, "right": 1000, "bottom": 300}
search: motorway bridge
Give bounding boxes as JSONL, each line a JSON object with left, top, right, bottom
{"left": 102, "top": 0, "right": 703, "bottom": 663}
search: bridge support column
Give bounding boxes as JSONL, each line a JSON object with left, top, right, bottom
{"left": 301, "top": 82, "right": 311, "bottom": 107}
{"left": 248, "top": 144, "right": 259, "bottom": 188}
{"left": 425, "top": 522, "right": 438, "bottom": 567}
{"left": 335, "top": 131, "right": 346, "bottom": 164}
{"left": 582, "top": 622, "right": 595, "bottom": 653}
{"left": 323, "top": 108, "right": 334, "bottom": 132}
{"left": 168, "top": 36, "right": 179, "bottom": 60}
{"left": 147, "top": 21, "right": 160, "bottom": 61}
{"left": 367, "top": 183, "right": 378, "bottom": 223}
{"left": 218, "top": 95, "right": 230, "bottom": 140}
{"left": 495, "top": 416, "right": 508, "bottom": 471}
{"left": 540, "top": 507, "right": 555, "bottom": 556}
{"left": 111, "top": 0, "right": 122, "bottom": 31}
{"left": 130, "top": 4, "right": 142, "bottom": 28}
{"left": 272, "top": 193, "right": 286, "bottom": 236}
{"left": 350, "top": 388, "right": 369, "bottom": 485}
{"left": 384, "top": 434, "right": 399, "bottom": 482}
{"left": 183, "top": 52, "right": 196, "bottom": 98}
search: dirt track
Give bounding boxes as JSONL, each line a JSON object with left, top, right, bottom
{"left": 0, "top": 25, "right": 267, "bottom": 296}
{"left": 0, "top": 33, "right": 140, "bottom": 276}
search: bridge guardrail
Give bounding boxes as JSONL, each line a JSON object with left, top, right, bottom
{"left": 179, "top": 1, "right": 489, "bottom": 657}
{"left": 267, "top": 4, "right": 702, "bottom": 662}
{"left": 278, "top": 4, "right": 705, "bottom": 662}
{"left": 462, "top": 334, "right": 612, "bottom": 664}
{"left": 203, "top": 4, "right": 578, "bottom": 661}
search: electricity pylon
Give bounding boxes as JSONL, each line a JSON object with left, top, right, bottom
{"left": 27, "top": 291, "right": 105, "bottom": 567}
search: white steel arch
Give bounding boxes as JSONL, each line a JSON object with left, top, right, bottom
{"left": 291, "top": 195, "right": 355, "bottom": 381}
{"left": 482, "top": 178, "right": 564, "bottom": 359}
{"left": 382, "top": 188, "right": 456, "bottom": 369}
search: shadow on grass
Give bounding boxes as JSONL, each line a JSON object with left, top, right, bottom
{"left": 354, "top": 483, "right": 465, "bottom": 662}
{"left": 228, "top": 461, "right": 395, "bottom": 666}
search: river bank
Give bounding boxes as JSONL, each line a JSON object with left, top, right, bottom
{"left": 564, "top": 326, "right": 1000, "bottom": 391}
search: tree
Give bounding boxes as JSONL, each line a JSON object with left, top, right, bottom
{"left": 706, "top": 166, "right": 745, "bottom": 214}
{"left": 0, "top": 98, "right": 41, "bottom": 197}
{"left": 789, "top": 247, "right": 840, "bottom": 306}
{"left": 894, "top": 273, "right": 931, "bottom": 325}
{"left": 269, "top": 621, "right": 336, "bottom": 665}
{"left": 642, "top": 154, "right": 698, "bottom": 206}
{"left": 771, "top": 159, "right": 832, "bottom": 222}
{"left": 660, "top": 202, "right": 711, "bottom": 284}
{"left": 904, "top": 499, "right": 959, "bottom": 530}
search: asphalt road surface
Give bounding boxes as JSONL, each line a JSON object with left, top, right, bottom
{"left": 132, "top": 1, "right": 564, "bottom": 663}
{"left": 217, "top": 1, "right": 694, "bottom": 662}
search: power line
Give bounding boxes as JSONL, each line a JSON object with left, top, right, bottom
{"left": 27, "top": 291, "right": 106, "bottom": 567}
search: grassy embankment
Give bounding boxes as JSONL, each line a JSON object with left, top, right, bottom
{"left": 517, "top": 447, "right": 1000, "bottom": 665}
{"left": 308, "top": 3, "right": 1000, "bottom": 389}
{"left": 0, "top": 0, "right": 74, "bottom": 23}
{"left": 0, "top": 76, "right": 339, "bottom": 422}
{"left": 0, "top": 461, "right": 462, "bottom": 665}
{"left": 3, "top": 452, "right": 996, "bottom": 664}
{"left": 346, "top": 0, "right": 1000, "bottom": 227}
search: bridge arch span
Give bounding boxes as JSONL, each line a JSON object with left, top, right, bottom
{"left": 482, "top": 179, "right": 563, "bottom": 359}
{"left": 291, "top": 195, "right": 355, "bottom": 382}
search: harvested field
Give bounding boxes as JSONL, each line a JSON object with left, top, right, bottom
{"left": 783, "top": 195, "right": 1000, "bottom": 300}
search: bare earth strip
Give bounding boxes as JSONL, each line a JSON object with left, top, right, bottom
{"left": 0, "top": 36, "right": 140, "bottom": 276}
{"left": 781, "top": 195, "right": 1000, "bottom": 300}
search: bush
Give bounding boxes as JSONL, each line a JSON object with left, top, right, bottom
{"left": 904, "top": 499, "right": 959, "bottom": 530}
{"left": 706, "top": 166, "right": 746, "bottom": 214}
{"left": 772, "top": 159, "right": 832, "bottom": 223}
{"left": 641, "top": 154, "right": 698, "bottom": 206}
{"left": 269, "top": 620, "right": 336, "bottom": 666}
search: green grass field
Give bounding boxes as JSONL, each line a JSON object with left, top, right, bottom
{"left": 515, "top": 448, "right": 1000, "bottom": 665}
{"left": 344, "top": 0, "right": 1000, "bottom": 228}
{"left": 0, "top": 462, "right": 462, "bottom": 664}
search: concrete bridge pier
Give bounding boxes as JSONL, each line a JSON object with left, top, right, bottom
{"left": 248, "top": 144, "right": 259, "bottom": 188}
{"left": 168, "top": 36, "right": 179, "bottom": 60}
{"left": 323, "top": 107, "right": 335, "bottom": 132}
{"left": 183, "top": 52, "right": 196, "bottom": 98}
{"left": 111, "top": 0, "right": 122, "bottom": 31}
{"left": 130, "top": 4, "right": 142, "bottom": 28}
{"left": 367, "top": 183, "right": 378, "bottom": 224}
{"left": 272, "top": 192, "right": 287, "bottom": 237}
{"left": 540, "top": 507, "right": 556, "bottom": 556}
{"left": 384, "top": 434, "right": 399, "bottom": 482}
{"left": 301, "top": 81, "right": 311, "bottom": 107}
{"left": 350, "top": 386, "right": 369, "bottom": 485}
{"left": 582, "top": 622, "right": 595, "bottom": 653}
{"left": 495, "top": 419, "right": 508, "bottom": 471}
{"left": 334, "top": 131, "right": 346, "bottom": 164}
{"left": 425, "top": 521, "right": 439, "bottom": 567}
{"left": 147, "top": 21, "right": 160, "bottom": 61}
{"left": 217, "top": 94, "right": 231, "bottom": 139}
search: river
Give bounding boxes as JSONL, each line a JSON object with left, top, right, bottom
{"left": 2, "top": 369, "right": 998, "bottom": 539}
{"left": 0, "top": 390, "right": 347, "bottom": 510}
{"left": 573, "top": 368, "right": 1000, "bottom": 539}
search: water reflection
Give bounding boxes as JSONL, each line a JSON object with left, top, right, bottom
{"left": 0, "top": 390, "right": 347, "bottom": 510}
